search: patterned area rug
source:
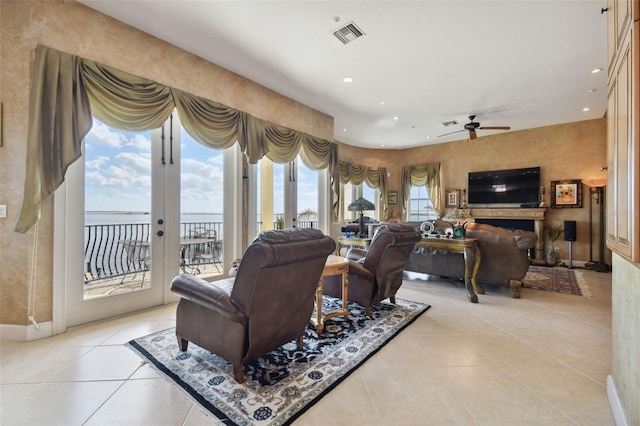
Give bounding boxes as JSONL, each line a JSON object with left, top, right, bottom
{"left": 522, "top": 266, "right": 584, "bottom": 296}
{"left": 127, "top": 297, "right": 430, "bottom": 426}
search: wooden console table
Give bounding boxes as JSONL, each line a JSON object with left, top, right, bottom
{"left": 415, "top": 237, "right": 482, "bottom": 303}
{"left": 336, "top": 236, "right": 371, "bottom": 256}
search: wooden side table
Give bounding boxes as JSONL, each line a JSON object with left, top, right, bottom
{"left": 311, "top": 255, "right": 349, "bottom": 332}
{"left": 414, "top": 237, "right": 482, "bottom": 303}
{"left": 335, "top": 236, "right": 371, "bottom": 255}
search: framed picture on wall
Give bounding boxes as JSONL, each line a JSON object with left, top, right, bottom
{"left": 550, "top": 179, "right": 583, "bottom": 208}
{"left": 388, "top": 191, "right": 398, "bottom": 205}
{"left": 445, "top": 189, "right": 460, "bottom": 207}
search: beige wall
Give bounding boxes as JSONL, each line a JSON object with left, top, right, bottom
{"left": 340, "top": 118, "right": 609, "bottom": 264}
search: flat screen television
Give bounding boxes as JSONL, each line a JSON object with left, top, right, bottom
{"left": 468, "top": 166, "right": 540, "bottom": 205}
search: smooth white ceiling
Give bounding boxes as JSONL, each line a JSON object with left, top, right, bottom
{"left": 78, "top": 0, "right": 608, "bottom": 149}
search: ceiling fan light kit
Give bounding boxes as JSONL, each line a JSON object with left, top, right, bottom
{"left": 438, "top": 115, "right": 511, "bottom": 140}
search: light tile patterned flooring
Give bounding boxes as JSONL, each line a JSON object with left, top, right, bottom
{"left": 1, "top": 268, "right": 614, "bottom": 425}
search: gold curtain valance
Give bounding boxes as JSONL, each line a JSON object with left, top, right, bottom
{"left": 16, "top": 45, "right": 340, "bottom": 233}
{"left": 400, "top": 163, "right": 442, "bottom": 218}
{"left": 338, "top": 161, "right": 388, "bottom": 219}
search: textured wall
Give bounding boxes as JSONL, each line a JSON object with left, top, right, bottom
{"left": 611, "top": 254, "right": 640, "bottom": 426}
{"left": 339, "top": 118, "right": 608, "bottom": 264}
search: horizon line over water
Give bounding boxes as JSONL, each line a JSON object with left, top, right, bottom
{"left": 86, "top": 211, "right": 224, "bottom": 225}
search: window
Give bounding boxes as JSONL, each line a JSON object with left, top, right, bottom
{"left": 340, "top": 182, "right": 379, "bottom": 222}
{"left": 409, "top": 185, "right": 438, "bottom": 221}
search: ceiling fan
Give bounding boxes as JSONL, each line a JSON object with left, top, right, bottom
{"left": 438, "top": 115, "right": 511, "bottom": 140}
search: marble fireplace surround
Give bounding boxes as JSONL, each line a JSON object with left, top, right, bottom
{"left": 462, "top": 207, "right": 546, "bottom": 263}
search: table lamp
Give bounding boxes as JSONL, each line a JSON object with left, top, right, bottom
{"left": 348, "top": 197, "right": 375, "bottom": 238}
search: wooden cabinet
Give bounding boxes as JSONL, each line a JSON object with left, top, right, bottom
{"left": 606, "top": 5, "right": 639, "bottom": 263}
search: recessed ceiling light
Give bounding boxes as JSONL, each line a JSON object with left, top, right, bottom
{"left": 342, "top": 76, "right": 354, "bottom": 83}
{"left": 588, "top": 89, "right": 597, "bottom": 93}
{"left": 590, "top": 68, "right": 603, "bottom": 74}
{"left": 393, "top": 116, "right": 399, "bottom": 120}
{"left": 379, "top": 101, "right": 385, "bottom": 105}
{"left": 582, "top": 107, "right": 590, "bottom": 112}
{"left": 380, "top": 144, "right": 385, "bottom": 147}
{"left": 426, "top": 136, "right": 431, "bottom": 139}
{"left": 342, "top": 128, "right": 347, "bottom": 132}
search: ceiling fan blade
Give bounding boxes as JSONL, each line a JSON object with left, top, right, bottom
{"left": 478, "top": 126, "right": 511, "bottom": 130}
{"left": 437, "top": 129, "right": 466, "bottom": 137}
{"left": 469, "top": 129, "right": 477, "bottom": 140}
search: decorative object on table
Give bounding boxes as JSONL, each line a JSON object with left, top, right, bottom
{"left": 539, "top": 185, "right": 546, "bottom": 207}
{"left": 522, "top": 266, "right": 586, "bottom": 296}
{"left": 550, "top": 179, "right": 583, "bottom": 208}
{"left": 585, "top": 179, "right": 609, "bottom": 272}
{"left": 445, "top": 189, "right": 460, "bottom": 207}
{"left": 387, "top": 190, "right": 398, "bottom": 205}
{"left": 347, "top": 197, "right": 375, "bottom": 238}
{"left": 461, "top": 188, "right": 467, "bottom": 207}
{"left": 442, "top": 207, "right": 473, "bottom": 238}
{"left": 127, "top": 297, "right": 430, "bottom": 426}
{"left": 544, "top": 222, "right": 564, "bottom": 265}
{"left": 419, "top": 221, "right": 435, "bottom": 236}
{"left": 227, "top": 258, "right": 241, "bottom": 277}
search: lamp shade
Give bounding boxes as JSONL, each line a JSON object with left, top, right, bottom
{"left": 348, "top": 197, "right": 375, "bottom": 212}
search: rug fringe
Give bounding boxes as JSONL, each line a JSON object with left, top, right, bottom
{"left": 573, "top": 269, "right": 592, "bottom": 298}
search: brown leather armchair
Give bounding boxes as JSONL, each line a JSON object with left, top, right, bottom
{"left": 323, "top": 223, "right": 421, "bottom": 315}
{"left": 170, "top": 228, "right": 336, "bottom": 383}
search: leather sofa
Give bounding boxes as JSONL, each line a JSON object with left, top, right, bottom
{"left": 170, "top": 228, "right": 336, "bottom": 383}
{"left": 404, "top": 222, "right": 537, "bottom": 298}
{"left": 323, "top": 223, "right": 421, "bottom": 315}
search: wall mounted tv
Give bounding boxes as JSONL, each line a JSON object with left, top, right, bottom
{"left": 468, "top": 166, "right": 541, "bottom": 205}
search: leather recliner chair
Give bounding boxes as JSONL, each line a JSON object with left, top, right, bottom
{"left": 405, "top": 222, "right": 537, "bottom": 298}
{"left": 323, "top": 223, "right": 421, "bottom": 315}
{"left": 170, "top": 228, "right": 336, "bottom": 383}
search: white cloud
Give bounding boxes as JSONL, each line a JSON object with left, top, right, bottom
{"left": 88, "top": 121, "right": 127, "bottom": 148}
{"left": 128, "top": 133, "right": 151, "bottom": 151}
{"left": 86, "top": 156, "right": 109, "bottom": 170}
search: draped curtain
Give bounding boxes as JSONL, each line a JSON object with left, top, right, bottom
{"left": 338, "top": 161, "right": 388, "bottom": 219}
{"left": 16, "top": 45, "right": 339, "bottom": 233}
{"left": 400, "top": 163, "right": 442, "bottom": 219}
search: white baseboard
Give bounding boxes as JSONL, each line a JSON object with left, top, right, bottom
{"left": 607, "top": 375, "right": 629, "bottom": 426}
{"left": 0, "top": 321, "right": 53, "bottom": 341}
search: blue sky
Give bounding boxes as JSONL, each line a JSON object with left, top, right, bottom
{"left": 84, "top": 120, "right": 317, "bottom": 215}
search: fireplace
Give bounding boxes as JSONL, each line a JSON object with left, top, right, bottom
{"left": 465, "top": 208, "right": 546, "bottom": 263}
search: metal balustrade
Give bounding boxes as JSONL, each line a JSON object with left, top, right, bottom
{"left": 84, "top": 220, "right": 317, "bottom": 283}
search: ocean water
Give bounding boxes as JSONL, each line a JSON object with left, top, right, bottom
{"left": 85, "top": 211, "right": 223, "bottom": 225}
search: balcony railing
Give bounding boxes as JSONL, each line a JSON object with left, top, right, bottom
{"left": 84, "top": 220, "right": 317, "bottom": 282}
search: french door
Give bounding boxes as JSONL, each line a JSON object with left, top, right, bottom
{"left": 56, "top": 118, "right": 181, "bottom": 329}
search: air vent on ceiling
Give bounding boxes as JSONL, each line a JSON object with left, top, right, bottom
{"left": 332, "top": 21, "right": 365, "bottom": 45}
{"left": 442, "top": 120, "right": 459, "bottom": 127}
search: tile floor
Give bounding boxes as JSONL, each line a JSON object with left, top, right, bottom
{"left": 1, "top": 268, "right": 614, "bottom": 425}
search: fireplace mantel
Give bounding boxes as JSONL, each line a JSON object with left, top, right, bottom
{"left": 464, "top": 207, "right": 546, "bottom": 263}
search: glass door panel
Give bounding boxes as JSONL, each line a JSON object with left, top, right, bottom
{"left": 296, "top": 159, "right": 319, "bottom": 229}
{"left": 179, "top": 129, "right": 224, "bottom": 280}
{"left": 83, "top": 120, "right": 154, "bottom": 299}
